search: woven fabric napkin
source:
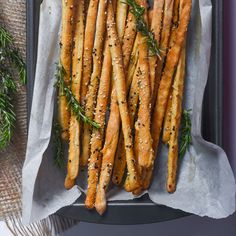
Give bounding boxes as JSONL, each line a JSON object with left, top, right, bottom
{"left": 0, "top": 0, "right": 78, "bottom": 234}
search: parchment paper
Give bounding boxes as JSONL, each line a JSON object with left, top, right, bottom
{"left": 22, "top": 0, "right": 236, "bottom": 224}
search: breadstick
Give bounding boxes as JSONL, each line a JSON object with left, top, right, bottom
{"left": 116, "top": 0, "right": 128, "bottom": 40}
{"left": 125, "top": 36, "right": 139, "bottom": 85}
{"left": 163, "top": 0, "right": 180, "bottom": 60}
{"left": 85, "top": 41, "right": 112, "bottom": 209}
{"left": 66, "top": 0, "right": 85, "bottom": 182}
{"left": 149, "top": 0, "right": 164, "bottom": 100}
{"left": 167, "top": 46, "right": 186, "bottom": 193}
{"left": 158, "top": 0, "right": 181, "bottom": 144}
{"left": 173, "top": 0, "right": 180, "bottom": 25}
{"left": 134, "top": 0, "right": 153, "bottom": 169}
{"left": 161, "top": 0, "right": 175, "bottom": 53}
{"left": 81, "top": 0, "right": 108, "bottom": 167}
{"left": 162, "top": 89, "right": 173, "bottom": 143}
{"left": 58, "top": 0, "right": 75, "bottom": 140}
{"left": 148, "top": 8, "right": 153, "bottom": 24}
{"left": 80, "top": 0, "right": 99, "bottom": 106}
{"left": 151, "top": 0, "right": 175, "bottom": 108}
{"left": 112, "top": 59, "right": 140, "bottom": 185}
{"left": 97, "top": 1, "right": 141, "bottom": 213}
{"left": 64, "top": 175, "right": 76, "bottom": 190}
{"left": 162, "top": 0, "right": 182, "bottom": 144}
{"left": 122, "top": 11, "right": 137, "bottom": 69}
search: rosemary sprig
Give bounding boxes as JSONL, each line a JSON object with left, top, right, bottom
{"left": 55, "top": 62, "right": 100, "bottom": 129}
{"left": 124, "top": 0, "right": 162, "bottom": 59}
{"left": 0, "top": 27, "right": 26, "bottom": 85}
{"left": 53, "top": 122, "right": 65, "bottom": 169}
{"left": 179, "top": 109, "right": 192, "bottom": 159}
{"left": 0, "top": 26, "right": 26, "bottom": 149}
{"left": 9, "top": 49, "right": 27, "bottom": 85}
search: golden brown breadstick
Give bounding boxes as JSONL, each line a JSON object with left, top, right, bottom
{"left": 128, "top": 63, "right": 140, "bottom": 126}
{"left": 80, "top": 0, "right": 99, "bottom": 106}
{"left": 159, "top": 0, "right": 181, "bottom": 145}
{"left": 161, "top": 0, "right": 175, "bottom": 53}
{"left": 112, "top": 58, "right": 140, "bottom": 185}
{"left": 141, "top": 165, "right": 151, "bottom": 190}
{"left": 148, "top": 8, "right": 153, "bottom": 24}
{"left": 149, "top": 0, "right": 164, "bottom": 99}
{"left": 66, "top": 0, "right": 85, "bottom": 182}
{"left": 173, "top": 0, "right": 180, "bottom": 25}
{"left": 122, "top": 11, "right": 137, "bottom": 69}
{"left": 116, "top": 0, "right": 128, "bottom": 40}
{"left": 101, "top": 0, "right": 141, "bottom": 204}
{"left": 125, "top": 36, "right": 139, "bottom": 84}
{"left": 64, "top": 175, "right": 76, "bottom": 190}
{"left": 134, "top": 0, "right": 154, "bottom": 169}
{"left": 58, "top": 0, "right": 75, "bottom": 140}
{"left": 162, "top": 89, "right": 173, "bottom": 143}
{"left": 85, "top": 41, "right": 112, "bottom": 209}
{"left": 136, "top": 50, "right": 154, "bottom": 169}
{"left": 162, "top": 0, "right": 182, "bottom": 144}
{"left": 151, "top": 0, "right": 175, "bottom": 108}
{"left": 81, "top": 0, "right": 108, "bottom": 167}
{"left": 167, "top": 46, "right": 186, "bottom": 193}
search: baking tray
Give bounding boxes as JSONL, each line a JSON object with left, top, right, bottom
{"left": 26, "top": 0, "right": 223, "bottom": 224}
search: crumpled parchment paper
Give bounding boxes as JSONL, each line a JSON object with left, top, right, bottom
{"left": 22, "top": 0, "right": 236, "bottom": 224}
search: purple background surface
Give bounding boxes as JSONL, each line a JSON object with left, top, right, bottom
{"left": 61, "top": 1, "right": 236, "bottom": 235}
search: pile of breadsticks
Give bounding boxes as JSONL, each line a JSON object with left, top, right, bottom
{"left": 56, "top": 0, "right": 192, "bottom": 215}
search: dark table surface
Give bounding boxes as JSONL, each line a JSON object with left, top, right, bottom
{"left": 61, "top": 0, "right": 236, "bottom": 235}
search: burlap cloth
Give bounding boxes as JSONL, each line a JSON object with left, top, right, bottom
{"left": 0, "top": 0, "right": 78, "bottom": 234}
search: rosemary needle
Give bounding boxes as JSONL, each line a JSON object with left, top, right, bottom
{"left": 179, "top": 109, "right": 192, "bottom": 159}
{"left": 55, "top": 62, "right": 100, "bottom": 129}
{"left": 123, "top": 0, "right": 162, "bottom": 59}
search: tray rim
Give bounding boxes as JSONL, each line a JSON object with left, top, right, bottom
{"left": 26, "top": 0, "right": 223, "bottom": 225}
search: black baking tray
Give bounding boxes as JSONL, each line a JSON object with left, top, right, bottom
{"left": 26, "top": 0, "right": 223, "bottom": 224}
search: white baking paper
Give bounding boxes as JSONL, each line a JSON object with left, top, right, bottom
{"left": 22, "top": 0, "right": 236, "bottom": 224}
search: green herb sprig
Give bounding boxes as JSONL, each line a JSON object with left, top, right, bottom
{"left": 55, "top": 62, "right": 100, "bottom": 129}
{"left": 0, "top": 27, "right": 26, "bottom": 85}
{"left": 179, "top": 109, "right": 192, "bottom": 159}
{"left": 53, "top": 122, "right": 65, "bottom": 169}
{"left": 0, "top": 26, "right": 26, "bottom": 149}
{"left": 124, "top": 0, "right": 162, "bottom": 59}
